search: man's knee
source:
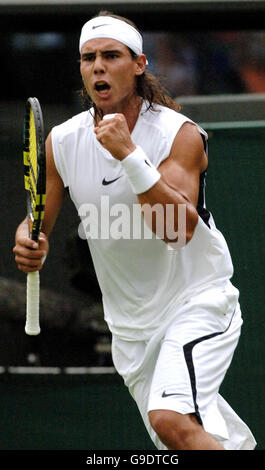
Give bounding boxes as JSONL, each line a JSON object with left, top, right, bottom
{"left": 148, "top": 409, "right": 200, "bottom": 449}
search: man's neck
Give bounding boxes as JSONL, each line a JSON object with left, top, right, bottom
{"left": 95, "top": 96, "right": 143, "bottom": 133}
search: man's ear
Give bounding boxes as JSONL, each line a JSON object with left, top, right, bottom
{"left": 135, "top": 54, "right": 147, "bottom": 76}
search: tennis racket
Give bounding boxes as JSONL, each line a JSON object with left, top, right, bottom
{"left": 23, "top": 97, "right": 46, "bottom": 335}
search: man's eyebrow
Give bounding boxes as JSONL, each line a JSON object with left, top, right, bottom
{"left": 102, "top": 49, "right": 122, "bottom": 54}
{"left": 81, "top": 49, "right": 122, "bottom": 58}
{"left": 81, "top": 51, "right": 95, "bottom": 58}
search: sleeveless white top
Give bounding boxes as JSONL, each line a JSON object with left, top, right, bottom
{"left": 52, "top": 102, "right": 234, "bottom": 340}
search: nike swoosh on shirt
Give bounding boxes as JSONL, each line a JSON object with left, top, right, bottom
{"left": 102, "top": 176, "right": 122, "bottom": 186}
{"left": 162, "top": 391, "right": 181, "bottom": 398}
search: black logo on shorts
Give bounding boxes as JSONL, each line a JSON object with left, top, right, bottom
{"left": 162, "top": 391, "right": 181, "bottom": 398}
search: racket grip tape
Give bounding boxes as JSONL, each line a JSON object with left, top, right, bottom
{"left": 25, "top": 271, "right": 41, "bottom": 335}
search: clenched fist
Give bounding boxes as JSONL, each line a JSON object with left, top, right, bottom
{"left": 94, "top": 113, "right": 136, "bottom": 160}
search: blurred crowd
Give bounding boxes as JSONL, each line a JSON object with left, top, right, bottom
{"left": 144, "top": 31, "right": 265, "bottom": 98}
{"left": 2, "top": 30, "right": 265, "bottom": 104}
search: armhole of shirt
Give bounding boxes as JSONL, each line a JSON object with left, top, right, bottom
{"left": 159, "top": 112, "right": 211, "bottom": 229}
{"left": 51, "top": 126, "right": 69, "bottom": 188}
{"left": 157, "top": 114, "right": 208, "bottom": 168}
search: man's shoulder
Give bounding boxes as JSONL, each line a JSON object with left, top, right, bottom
{"left": 141, "top": 104, "right": 194, "bottom": 138}
{"left": 145, "top": 104, "right": 207, "bottom": 142}
{"left": 143, "top": 103, "right": 189, "bottom": 127}
{"left": 52, "top": 109, "right": 93, "bottom": 139}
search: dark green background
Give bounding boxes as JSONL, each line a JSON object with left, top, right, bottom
{"left": 0, "top": 122, "right": 264, "bottom": 450}
{"left": 204, "top": 123, "right": 264, "bottom": 452}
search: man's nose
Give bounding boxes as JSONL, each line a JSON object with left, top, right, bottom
{"left": 93, "top": 54, "right": 105, "bottom": 73}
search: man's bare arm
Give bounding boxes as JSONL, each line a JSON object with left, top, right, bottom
{"left": 13, "top": 132, "right": 66, "bottom": 272}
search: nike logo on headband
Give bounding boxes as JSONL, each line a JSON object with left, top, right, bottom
{"left": 92, "top": 24, "right": 108, "bottom": 30}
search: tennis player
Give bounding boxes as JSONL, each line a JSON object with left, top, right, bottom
{"left": 13, "top": 12, "right": 256, "bottom": 450}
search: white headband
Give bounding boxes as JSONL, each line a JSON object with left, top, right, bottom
{"left": 79, "top": 16, "right": 144, "bottom": 57}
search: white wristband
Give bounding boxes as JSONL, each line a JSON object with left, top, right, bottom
{"left": 103, "top": 114, "right": 117, "bottom": 120}
{"left": 120, "top": 146, "right": 161, "bottom": 194}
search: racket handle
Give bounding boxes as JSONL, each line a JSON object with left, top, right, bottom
{"left": 25, "top": 271, "right": 41, "bottom": 335}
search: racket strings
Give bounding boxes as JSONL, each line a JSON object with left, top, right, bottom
{"left": 23, "top": 98, "right": 46, "bottom": 239}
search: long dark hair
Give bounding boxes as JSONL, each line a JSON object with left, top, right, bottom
{"left": 80, "top": 11, "right": 181, "bottom": 117}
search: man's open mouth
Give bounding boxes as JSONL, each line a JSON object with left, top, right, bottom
{"left": 95, "top": 81, "right": 111, "bottom": 92}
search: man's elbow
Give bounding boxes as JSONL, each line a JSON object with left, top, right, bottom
{"left": 186, "top": 207, "right": 199, "bottom": 243}
{"left": 164, "top": 205, "right": 198, "bottom": 249}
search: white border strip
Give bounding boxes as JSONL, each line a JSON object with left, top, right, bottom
{"left": 201, "top": 120, "right": 265, "bottom": 130}
{"left": 7, "top": 366, "right": 61, "bottom": 374}
{"left": 64, "top": 366, "right": 116, "bottom": 374}
{"left": 0, "top": 0, "right": 261, "bottom": 5}
{"left": 1, "top": 366, "right": 116, "bottom": 375}
{"left": 179, "top": 93, "right": 265, "bottom": 105}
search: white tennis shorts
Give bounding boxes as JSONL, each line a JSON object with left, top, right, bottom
{"left": 111, "top": 282, "right": 256, "bottom": 450}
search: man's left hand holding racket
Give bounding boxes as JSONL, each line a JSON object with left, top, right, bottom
{"left": 13, "top": 97, "right": 48, "bottom": 335}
